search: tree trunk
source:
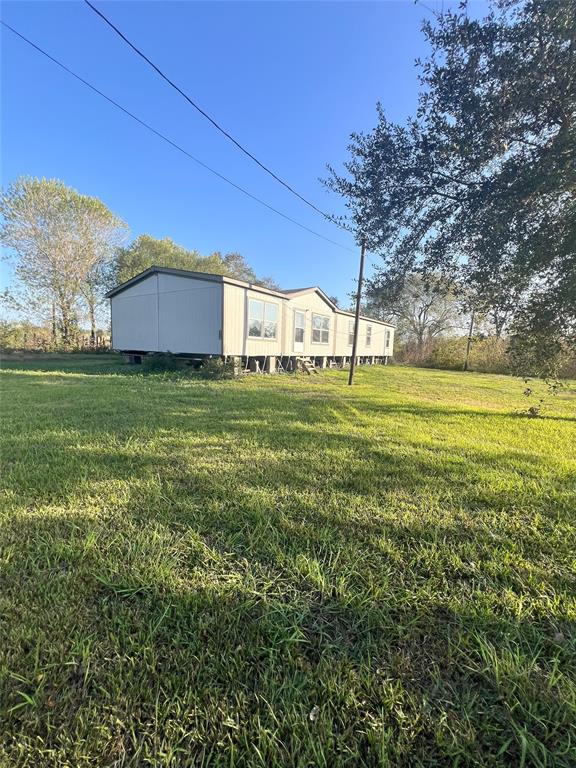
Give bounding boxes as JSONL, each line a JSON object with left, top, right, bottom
{"left": 89, "top": 301, "right": 96, "bottom": 349}
{"left": 59, "top": 299, "right": 72, "bottom": 348}
{"left": 492, "top": 309, "right": 504, "bottom": 339}
{"left": 51, "top": 301, "right": 57, "bottom": 348}
{"left": 415, "top": 331, "right": 426, "bottom": 360}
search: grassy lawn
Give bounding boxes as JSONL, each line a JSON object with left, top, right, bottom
{"left": 1, "top": 356, "right": 575, "bottom": 767}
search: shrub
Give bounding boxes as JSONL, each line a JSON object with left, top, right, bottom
{"left": 422, "top": 336, "right": 511, "bottom": 374}
{"left": 426, "top": 337, "right": 468, "bottom": 370}
{"left": 141, "top": 352, "right": 182, "bottom": 372}
{"left": 199, "top": 357, "right": 236, "bottom": 379}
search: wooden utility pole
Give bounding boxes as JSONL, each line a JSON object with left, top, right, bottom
{"left": 348, "top": 239, "right": 366, "bottom": 386}
{"left": 463, "top": 308, "right": 475, "bottom": 371}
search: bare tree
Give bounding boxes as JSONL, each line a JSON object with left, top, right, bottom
{"left": 364, "top": 273, "right": 463, "bottom": 360}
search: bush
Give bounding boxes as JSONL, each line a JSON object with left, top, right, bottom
{"left": 422, "top": 336, "right": 511, "bottom": 374}
{"left": 140, "top": 352, "right": 182, "bottom": 372}
{"left": 199, "top": 357, "right": 236, "bottom": 379}
{"left": 139, "top": 354, "right": 237, "bottom": 378}
{"left": 426, "top": 337, "right": 468, "bottom": 370}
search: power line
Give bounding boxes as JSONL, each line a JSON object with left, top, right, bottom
{"left": 83, "top": 0, "right": 342, "bottom": 227}
{"left": 1, "top": 21, "right": 355, "bottom": 253}
{"left": 415, "top": 0, "right": 450, "bottom": 19}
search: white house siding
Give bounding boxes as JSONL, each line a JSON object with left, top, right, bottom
{"left": 109, "top": 269, "right": 395, "bottom": 359}
{"left": 370, "top": 322, "right": 388, "bottom": 357}
{"left": 223, "top": 283, "right": 285, "bottom": 357}
{"left": 110, "top": 274, "right": 159, "bottom": 352}
{"left": 156, "top": 273, "right": 222, "bottom": 354}
{"left": 110, "top": 272, "right": 222, "bottom": 354}
{"left": 334, "top": 313, "right": 390, "bottom": 357}
{"left": 285, "top": 292, "right": 337, "bottom": 357}
{"left": 284, "top": 292, "right": 394, "bottom": 359}
{"left": 383, "top": 326, "right": 395, "bottom": 357}
{"left": 334, "top": 313, "right": 352, "bottom": 357}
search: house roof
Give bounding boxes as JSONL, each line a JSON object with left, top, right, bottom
{"left": 282, "top": 286, "right": 339, "bottom": 312}
{"left": 281, "top": 286, "right": 395, "bottom": 328}
{"left": 106, "top": 266, "right": 395, "bottom": 327}
{"left": 105, "top": 266, "right": 286, "bottom": 300}
{"left": 283, "top": 287, "right": 315, "bottom": 294}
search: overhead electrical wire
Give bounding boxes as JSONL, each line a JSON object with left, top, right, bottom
{"left": 83, "top": 0, "right": 342, "bottom": 227}
{"left": 1, "top": 21, "right": 355, "bottom": 253}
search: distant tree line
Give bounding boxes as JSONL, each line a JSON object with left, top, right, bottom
{"left": 0, "top": 177, "right": 277, "bottom": 350}
{"left": 363, "top": 273, "right": 575, "bottom": 378}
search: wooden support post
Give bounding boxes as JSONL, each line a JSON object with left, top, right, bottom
{"left": 320, "top": 357, "right": 327, "bottom": 369}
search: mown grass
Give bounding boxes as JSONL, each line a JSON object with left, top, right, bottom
{"left": 1, "top": 355, "right": 575, "bottom": 767}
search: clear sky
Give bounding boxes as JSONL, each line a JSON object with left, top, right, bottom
{"left": 1, "top": 0, "right": 487, "bottom": 304}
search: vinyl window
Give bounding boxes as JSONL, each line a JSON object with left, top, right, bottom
{"left": 385, "top": 330, "right": 391, "bottom": 349}
{"left": 366, "top": 325, "right": 372, "bottom": 347}
{"left": 248, "top": 299, "right": 278, "bottom": 339}
{"left": 348, "top": 320, "right": 355, "bottom": 346}
{"left": 312, "top": 313, "right": 330, "bottom": 344}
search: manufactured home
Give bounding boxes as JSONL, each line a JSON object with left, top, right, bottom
{"left": 106, "top": 267, "right": 395, "bottom": 371}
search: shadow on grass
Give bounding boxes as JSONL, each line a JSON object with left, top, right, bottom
{"left": 3, "top": 498, "right": 575, "bottom": 767}
{"left": 4, "top": 376, "right": 573, "bottom": 508}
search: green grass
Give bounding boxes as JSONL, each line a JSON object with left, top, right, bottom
{"left": 1, "top": 355, "right": 575, "bottom": 767}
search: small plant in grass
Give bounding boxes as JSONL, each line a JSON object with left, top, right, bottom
{"left": 521, "top": 377, "right": 563, "bottom": 418}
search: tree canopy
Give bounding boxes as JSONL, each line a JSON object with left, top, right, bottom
{"left": 110, "top": 235, "right": 278, "bottom": 290}
{"left": 326, "top": 0, "right": 575, "bottom": 372}
{"left": 1, "top": 178, "right": 278, "bottom": 348}
{"left": 1, "top": 177, "right": 127, "bottom": 345}
{"left": 364, "top": 273, "right": 463, "bottom": 359}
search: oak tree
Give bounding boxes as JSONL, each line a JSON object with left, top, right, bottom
{"left": 326, "top": 0, "right": 575, "bottom": 373}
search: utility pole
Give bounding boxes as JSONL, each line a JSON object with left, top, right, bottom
{"left": 463, "top": 307, "right": 475, "bottom": 372}
{"left": 348, "top": 239, "right": 366, "bottom": 386}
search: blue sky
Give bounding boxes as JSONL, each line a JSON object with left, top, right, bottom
{"left": 2, "top": 0, "right": 487, "bottom": 305}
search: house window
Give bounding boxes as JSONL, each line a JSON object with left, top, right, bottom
{"left": 248, "top": 299, "right": 278, "bottom": 339}
{"left": 312, "top": 313, "right": 330, "bottom": 344}
{"left": 385, "top": 330, "right": 391, "bottom": 349}
{"left": 366, "top": 325, "right": 372, "bottom": 347}
{"left": 348, "top": 320, "right": 355, "bottom": 346}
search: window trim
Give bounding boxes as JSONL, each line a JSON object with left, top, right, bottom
{"left": 348, "top": 319, "right": 355, "bottom": 346}
{"left": 311, "top": 312, "right": 330, "bottom": 345}
{"left": 293, "top": 309, "right": 305, "bottom": 345}
{"left": 248, "top": 298, "right": 279, "bottom": 340}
